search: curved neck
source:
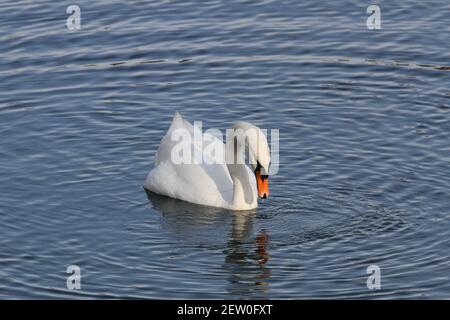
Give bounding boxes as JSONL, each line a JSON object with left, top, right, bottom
{"left": 225, "top": 132, "right": 257, "bottom": 210}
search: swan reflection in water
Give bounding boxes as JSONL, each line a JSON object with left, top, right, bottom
{"left": 145, "top": 190, "right": 271, "bottom": 297}
{"left": 224, "top": 212, "right": 271, "bottom": 297}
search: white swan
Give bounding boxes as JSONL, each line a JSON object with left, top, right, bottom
{"left": 144, "top": 112, "right": 271, "bottom": 210}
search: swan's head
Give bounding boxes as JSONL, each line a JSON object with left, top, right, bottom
{"left": 231, "top": 122, "right": 271, "bottom": 199}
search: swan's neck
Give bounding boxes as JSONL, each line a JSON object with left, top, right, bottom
{"left": 225, "top": 135, "right": 257, "bottom": 210}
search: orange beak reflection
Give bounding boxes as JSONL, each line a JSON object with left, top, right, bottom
{"left": 255, "top": 168, "right": 269, "bottom": 199}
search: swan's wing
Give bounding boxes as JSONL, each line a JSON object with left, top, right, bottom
{"left": 146, "top": 112, "right": 234, "bottom": 208}
{"left": 155, "top": 112, "right": 228, "bottom": 168}
{"left": 155, "top": 112, "right": 193, "bottom": 165}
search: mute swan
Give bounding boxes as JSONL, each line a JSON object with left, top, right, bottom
{"left": 144, "top": 112, "right": 270, "bottom": 210}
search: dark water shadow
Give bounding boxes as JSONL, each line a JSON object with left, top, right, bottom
{"left": 145, "top": 190, "right": 272, "bottom": 298}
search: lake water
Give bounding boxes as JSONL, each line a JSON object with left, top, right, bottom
{"left": 0, "top": 0, "right": 449, "bottom": 299}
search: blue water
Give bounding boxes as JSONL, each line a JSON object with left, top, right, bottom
{"left": 0, "top": 0, "right": 449, "bottom": 299}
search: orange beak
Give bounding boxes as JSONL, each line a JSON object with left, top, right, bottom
{"left": 255, "top": 168, "right": 269, "bottom": 199}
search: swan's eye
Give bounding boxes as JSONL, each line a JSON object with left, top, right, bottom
{"left": 255, "top": 160, "right": 269, "bottom": 176}
{"left": 254, "top": 161, "right": 262, "bottom": 174}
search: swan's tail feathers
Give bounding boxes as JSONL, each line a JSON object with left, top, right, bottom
{"left": 173, "top": 111, "right": 183, "bottom": 122}
{"left": 168, "top": 111, "right": 184, "bottom": 131}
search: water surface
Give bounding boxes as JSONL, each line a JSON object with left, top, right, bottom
{"left": 0, "top": 0, "right": 449, "bottom": 299}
